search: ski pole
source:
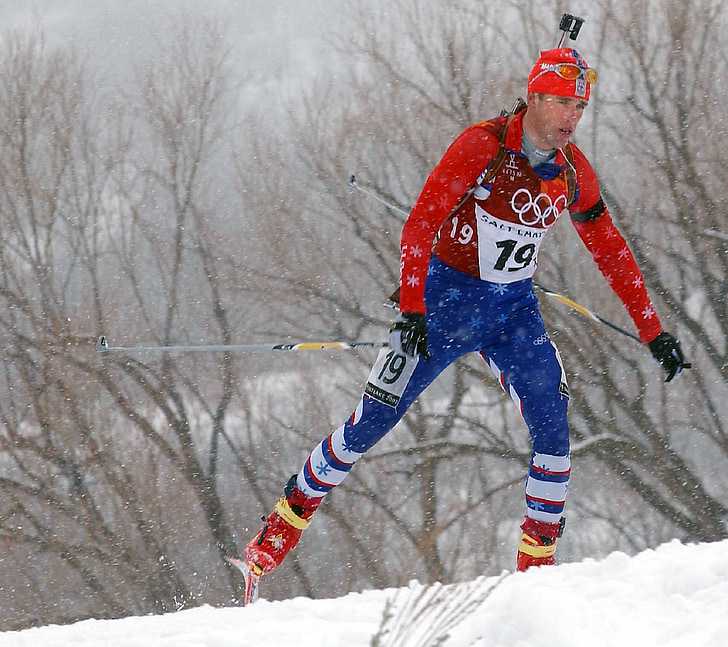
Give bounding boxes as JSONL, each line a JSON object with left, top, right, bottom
{"left": 96, "top": 336, "right": 387, "bottom": 354}
{"left": 349, "top": 175, "right": 410, "bottom": 217}
{"left": 348, "top": 174, "right": 475, "bottom": 220}
{"left": 532, "top": 285, "right": 641, "bottom": 343}
{"left": 349, "top": 174, "right": 643, "bottom": 345}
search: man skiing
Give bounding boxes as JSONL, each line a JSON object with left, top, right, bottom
{"left": 240, "top": 46, "right": 689, "bottom": 581}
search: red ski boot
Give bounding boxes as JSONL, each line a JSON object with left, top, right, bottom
{"left": 516, "top": 516, "right": 565, "bottom": 572}
{"left": 243, "top": 476, "right": 321, "bottom": 576}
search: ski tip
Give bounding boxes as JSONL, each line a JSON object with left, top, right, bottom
{"left": 225, "top": 556, "right": 262, "bottom": 606}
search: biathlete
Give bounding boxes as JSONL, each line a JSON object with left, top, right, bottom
{"left": 240, "top": 46, "right": 690, "bottom": 583}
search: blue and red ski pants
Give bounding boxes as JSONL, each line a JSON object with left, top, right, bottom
{"left": 295, "top": 256, "right": 571, "bottom": 524}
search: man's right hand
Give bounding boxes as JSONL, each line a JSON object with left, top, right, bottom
{"left": 389, "top": 312, "right": 430, "bottom": 359}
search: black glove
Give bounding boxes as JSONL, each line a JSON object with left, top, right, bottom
{"left": 389, "top": 312, "right": 430, "bottom": 359}
{"left": 648, "top": 332, "right": 691, "bottom": 382}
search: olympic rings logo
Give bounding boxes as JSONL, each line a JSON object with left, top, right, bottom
{"left": 510, "top": 188, "right": 567, "bottom": 226}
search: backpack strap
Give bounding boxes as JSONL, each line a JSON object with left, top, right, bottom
{"left": 437, "top": 114, "right": 513, "bottom": 230}
{"left": 560, "top": 143, "right": 578, "bottom": 206}
{"left": 389, "top": 117, "right": 513, "bottom": 308}
{"left": 480, "top": 113, "right": 513, "bottom": 187}
{"left": 479, "top": 95, "right": 528, "bottom": 186}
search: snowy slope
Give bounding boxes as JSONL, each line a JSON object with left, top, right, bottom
{"left": 2, "top": 539, "right": 727, "bottom": 647}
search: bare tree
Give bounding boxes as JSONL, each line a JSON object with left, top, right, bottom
{"left": 0, "top": 21, "right": 265, "bottom": 629}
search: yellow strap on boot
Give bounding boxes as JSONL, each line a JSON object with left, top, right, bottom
{"left": 518, "top": 532, "right": 557, "bottom": 559}
{"left": 248, "top": 562, "right": 264, "bottom": 577}
{"left": 274, "top": 497, "right": 311, "bottom": 530}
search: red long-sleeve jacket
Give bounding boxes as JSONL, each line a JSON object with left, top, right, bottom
{"left": 398, "top": 109, "right": 662, "bottom": 344}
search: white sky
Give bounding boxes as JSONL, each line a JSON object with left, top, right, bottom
{"left": 1, "top": 538, "right": 726, "bottom": 646}
{"left": 0, "top": 1, "right": 354, "bottom": 87}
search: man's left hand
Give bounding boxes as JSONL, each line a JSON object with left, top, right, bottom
{"left": 648, "top": 332, "right": 691, "bottom": 382}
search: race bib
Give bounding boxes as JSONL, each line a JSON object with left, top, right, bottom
{"left": 365, "top": 348, "right": 419, "bottom": 408}
{"left": 475, "top": 204, "right": 548, "bottom": 282}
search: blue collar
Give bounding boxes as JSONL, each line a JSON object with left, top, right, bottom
{"left": 531, "top": 162, "right": 563, "bottom": 180}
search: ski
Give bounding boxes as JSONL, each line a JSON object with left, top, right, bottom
{"left": 225, "top": 556, "right": 261, "bottom": 606}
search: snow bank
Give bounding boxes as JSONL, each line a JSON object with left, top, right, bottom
{"left": 2, "top": 538, "right": 726, "bottom": 647}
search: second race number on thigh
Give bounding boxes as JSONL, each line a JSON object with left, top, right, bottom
{"left": 364, "top": 349, "right": 419, "bottom": 408}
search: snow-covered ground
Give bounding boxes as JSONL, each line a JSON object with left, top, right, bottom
{"left": 2, "top": 538, "right": 726, "bottom": 647}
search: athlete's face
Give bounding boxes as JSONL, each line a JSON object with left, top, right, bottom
{"left": 524, "top": 94, "right": 588, "bottom": 150}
